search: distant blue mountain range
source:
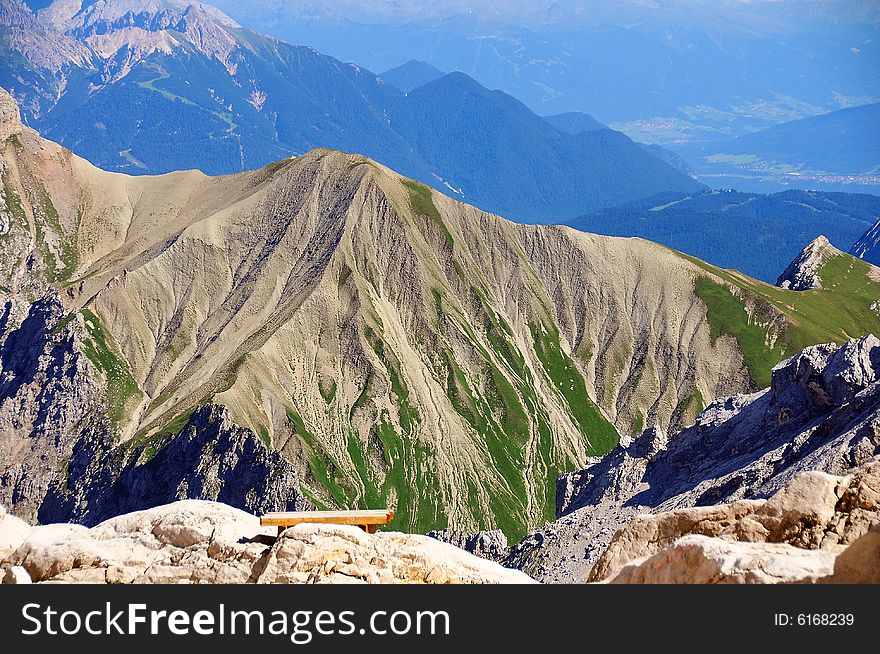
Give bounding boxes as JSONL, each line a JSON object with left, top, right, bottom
{"left": 568, "top": 189, "right": 880, "bottom": 282}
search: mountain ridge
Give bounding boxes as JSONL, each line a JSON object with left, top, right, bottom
{"left": 3, "top": 86, "right": 880, "bottom": 540}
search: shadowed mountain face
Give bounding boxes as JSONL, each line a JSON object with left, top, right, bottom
{"left": 380, "top": 59, "right": 444, "bottom": 93}
{"left": 0, "top": 0, "right": 703, "bottom": 224}
{"left": 851, "top": 217, "right": 880, "bottom": 268}
{"left": 3, "top": 87, "right": 880, "bottom": 539}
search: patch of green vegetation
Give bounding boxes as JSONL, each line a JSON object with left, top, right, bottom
{"left": 681, "top": 251, "right": 880, "bottom": 386}
{"left": 60, "top": 457, "right": 71, "bottom": 489}
{"left": 346, "top": 433, "right": 383, "bottom": 509}
{"left": 349, "top": 370, "right": 373, "bottom": 419}
{"left": 28, "top": 185, "right": 78, "bottom": 284}
{"left": 119, "top": 149, "right": 148, "bottom": 170}
{"left": 136, "top": 63, "right": 196, "bottom": 106}
{"left": 126, "top": 417, "right": 181, "bottom": 463}
{"left": 318, "top": 379, "right": 337, "bottom": 405}
{"left": 431, "top": 287, "right": 444, "bottom": 319}
{"left": 364, "top": 327, "right": 420, "bottom": 432}
{"left": 346, "top": 155, "right": 379, "bottom": 172}
{"left": 287, "top": 408, "right": 352, "bottom": 508}
{"left": 440, "top": 351, "right": 531, "bottom": 538}
{"left": 694, "top": 277, "right": 784, "bottom": 388}
{"left": 432, "top": 291, "right": 566, "bottom": 537}
{"left": 532, "top": 322, "right": 619, "bottom": 455}
{"left": 258, "top": 425, "right": 271, "bottom": 448}
{"left": 631, "top": 413, "right": 645, "bottom": 435}
{"left": 2, "top": 181, "right": 25, "bottom": 229}
{"left": 401, "top": 179, "right": 453, "bottom": 248}
{"left": 80, "top": 308, "right": 142, "bottom": 429}
{"left": 49, "top": 312, "right": 77, "bottom": 336}
{"left": 263, "top": 158, "right": 293, "bottom": 175}
{"left": 372, "top": 412, "right": 447, "bottom": 533}
{"left": 298, "top": 484, "right": 330, "bottom": 511}
{"left": 684, "top": 387, "right": 705, "bottom": 418}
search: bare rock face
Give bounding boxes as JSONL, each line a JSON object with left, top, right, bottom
{"left": 823, "top": 524, "right": 880, "bottom": 583}
{"left": 0, "top": 295, "right": 105, "bottom": 523}
{"left": 0, "top": 86, "right": 23, "bottom": 141}
{"left": 605, "top": 535, "right": 838, "bottom": 584}
{"left": 427, "top": 528, "right": 510, "bottom": 562}
{"left": 262, "top": 525, "right": 530, "bottom": 584}
{"left": 507, "top": 336, "right": 880, "bottom": 582}
{"left": 590, "top": 459, "right": 880, "bottom": 582}
{"left": 0, "top": 500, "right": 534, "bottom": 584}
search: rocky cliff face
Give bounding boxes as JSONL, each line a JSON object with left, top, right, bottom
{"left": 506, "top": 335, "right": 880, "bottom": 582}
{"left": 40, "top": 404, "right": 310, "bottom": 526}
{"left": 0, "top": 295, "right": 106, "bottom": 522}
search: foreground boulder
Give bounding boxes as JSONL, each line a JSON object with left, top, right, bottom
{"left": 0, "top": 500, "right": 534, "bottom": 584}
{"left": 605, "top": 535, "right": 839, "bottom": 584}
{"left": 591, "top": 459, "right": 880, "bottom": 583}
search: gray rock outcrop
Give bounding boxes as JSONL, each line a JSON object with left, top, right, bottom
{"left": 427, "top": 528, "right": 510, "bottom": 562}
{"left": 0, "top": 295, "right": 106, "bottom": 522}
{"left": 776, "top": 235, "right": 840, "bottom": 290}
{"left": 40, "top": 403, "right": 311, "bottom": 526}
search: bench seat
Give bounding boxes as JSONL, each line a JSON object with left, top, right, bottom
{"left": 260, "top": 509, "right": 394, "bottom": 534}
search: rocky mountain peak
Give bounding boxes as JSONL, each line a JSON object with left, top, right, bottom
{"left": 33, "top": 0, "right": 242, "bottom": 77}
{"left": 38, "top": 0, "right": 239, "bottom": 32}
{"left": 776, "top": 235, "right": 840, "bottom": 290}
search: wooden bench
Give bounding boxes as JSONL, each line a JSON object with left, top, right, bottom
{"left": 260, "top": 509, "right": 394, "bottom": 535}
